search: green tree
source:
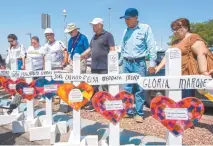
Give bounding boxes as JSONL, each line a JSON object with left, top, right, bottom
{"left": 169, "top": 19, "right": 213, "bottom": 47}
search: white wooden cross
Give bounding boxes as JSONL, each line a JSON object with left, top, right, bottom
{"left": 0, "top": 55, "right": 67, "bottom": 143}
{"left": 165, "top": 48, "right": 182, "bottom": 145}
{"left": 69, "top": 54, "right": 81, "bottom": 144}
{"left": 54, "top": 54, "right": 99, "bottom": 146}
{"left": 29, "top": 55, "right": 68, "bottom": 144}
{"left": 0, "top": 58, "right": 23, "bottom": 126}
{"left": 12, "top": 57, "right": 38, "bottom": 133}
{"left": 137, "top": 48, "right": 212, "bottom": 146}
{"left": 52, "top": 49, "right": 212, "bottom": 146}
{"left": 108, "top": 51, "right": 120, "bottom": 146}
{"left": 0, "top": 48, "right": 212, "bottom": 145}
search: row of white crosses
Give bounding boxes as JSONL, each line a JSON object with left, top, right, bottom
{"left": 0, "top": 48, "right": 212, "bottom": 146}
{"left": 51, "top": 48, "right": 212, "bottom": 146}
{"left": 27, "top": 55, "right": 67, "bottom": 143}
{"left": 0, "top": 58, "right": 22, "bottom": 125}
{"left": 0, "top": 56, "right": 67, "bottom": 144}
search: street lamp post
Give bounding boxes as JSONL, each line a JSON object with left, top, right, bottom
{"left": 63, "top": 9, "right": 68, "bottom": 47}
{"left": 108, "top": 7, "right": 112, "bottom": 32}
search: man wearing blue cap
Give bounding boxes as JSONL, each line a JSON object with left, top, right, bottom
{"left": 120, "top": 8, "right": 157, "bottom": 122}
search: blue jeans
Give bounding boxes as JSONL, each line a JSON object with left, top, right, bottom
{"left": 182, "top": 89, "right": 195, "bottom": 98}
{"left": 123, "top": 58, "right": 147, "bottom": 116}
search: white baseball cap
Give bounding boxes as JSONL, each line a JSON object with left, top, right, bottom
{"left": 90, "top": 18, "right": 104, "bottom": 25}
{"left": 44, "top": 28, "right": 54, "bottom": 34}
{"left": 64, "top": 23, "right": 79, "bottom": 33}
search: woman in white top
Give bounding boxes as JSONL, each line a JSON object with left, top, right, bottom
{"left": 6, "top": 34, "right": 26, "bottom": 70}
{"left": 26, "top": 36, "right": 44, "bottom": 71}
{"left": 27, "top": 36, "right": 46, "bottom": 102}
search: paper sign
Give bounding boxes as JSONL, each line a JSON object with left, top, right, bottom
{"left": 109, "top": 64, "right": 118, "bottom": 73}
{"left": 23, "top": 88, "right": 34, "bottom": 95}
{"left": 52, "top": 73, "right": 140, "bottom": 85}
{"left": 108, "top": 52, "right": 119, "bottom": 73}
{"left": 53, "top": 73, "right": 212, "bottom": 89}
{"left": 92, "top": 91, "right": 134, "bottom": 124}
{"left": 104, "top": 100, "right": 124, "bottom": 110}
{"left": 9, "top": 84, "right": 16, "bottom": 90}
{"left": 0, "top": 70, "right": 52, "bottom": 78}
{"left": 169, "top": 49, "right": 181, "bottom": 59}
{"left": 44, "top": 85, "right": 58, "bottom": 92}
{"left": 68, "top": 89, "right": 83, "bottom": 102}
{"left": 151, "top": 96, "right": 204, "bottom": 136}
{"left": 138, "top": 75, "right": 212, "bottom": 90}
{"left": 164, "top": 108, "right": 188, "bottom": 120}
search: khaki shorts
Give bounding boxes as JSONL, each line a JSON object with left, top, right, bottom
{"left": 64, "top": 59, "right": 87, "bottom": 73}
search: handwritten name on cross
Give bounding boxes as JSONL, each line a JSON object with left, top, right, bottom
{"left": 0, "top": 70, "right": 212, "bottom": 90}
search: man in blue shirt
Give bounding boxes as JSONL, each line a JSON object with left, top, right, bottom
{"left": 65, "top": 23, "right": 89, "bottom": 73}
{"left": 120, "top": 8, "right": 157, "bottom": 122}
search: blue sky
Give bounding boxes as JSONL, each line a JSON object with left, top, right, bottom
{"left": 0, "top": 0, "right": 213, "bottom": 55}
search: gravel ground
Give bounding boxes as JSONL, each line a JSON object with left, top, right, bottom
{"left": 0, "top": 100, "right": 212, "bottom": 145}
{"left": 1, "top": 95, "right": 212, "bottom": 145}
{"left": 1, "top": 68, "right": 213, "bottom": 145}
{"left": 0, "top": 125, "right": 49, "bottom": 145}
{"left": 64, "top": 105, "right": 213, "bottom": 145}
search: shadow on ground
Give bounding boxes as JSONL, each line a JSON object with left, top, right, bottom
{"left": 0, "top": 131, "right": 23, "bottom": 145}
{"left": 81, "top": 122, "right": 144, "bottom": 145}
{"left": 0, "top": 127, "right": 41, "bottom": 145}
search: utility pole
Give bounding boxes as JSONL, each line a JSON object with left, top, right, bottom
{"left": 26, "top": 33, "right": 32, "bottom": 45}
{"left": 63, "top": 9, "right": 68, "bottom": 47}
{"left": 108, "top": 7, "right": 111, "bottom": 32}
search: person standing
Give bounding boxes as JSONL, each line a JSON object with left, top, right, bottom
{"left": 6, "top": 34, "right": 26, "bottom": 114}
{"left": 119, "top": 8, "right": 157, "bottom": 122}
{"left": 64, "top": 23, "right": 89, "bottom": 73}
{"left": 6, "top": 34, "right": 26, "bottom": 70}
{"left": 26, "top": 36, "right": 44, "bottom": 71}
{"left": 43, "top": 28, "right": 68, "bottom": 70}
{"left": 26, "top": 36, "right": 46, "bottom": 102}
{"left": 83, "top": 18, "right": 115, "bottom": 111}
{"left": 153, "top": 18, "right": 213, "bottom": 97}
{"left": 90, "top": 18, "right": 115, "bottom": 81}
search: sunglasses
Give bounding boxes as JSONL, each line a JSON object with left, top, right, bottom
{"left": 172, "top": 26, "right": 182, "bottom": 32}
